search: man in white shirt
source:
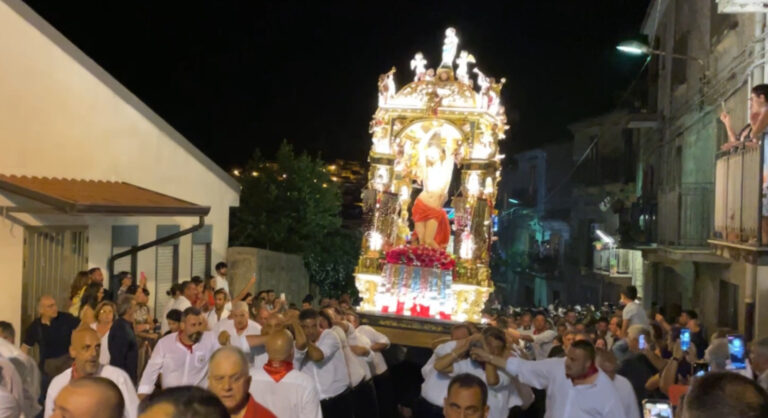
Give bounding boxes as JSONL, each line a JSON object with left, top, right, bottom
{"left": 620, "top": 286, "right": 648, "bottom": 339}
{"left": 596, "top": 348, "right": 640, "bottom": 418}
{"left": 172, "top": 281, "right": 196, "bottom": 313}
{"left": 0, "top": 386, "right": 19, "bottom": 418}
{"left": 45, "top": 328, "right": 138, "bottom": 418}
{"left": 250, "top": 329, "right": 322, "bottom": 418}
{"left": 506, "top": 312, "right": 558, "bottom": 360}
{"left": 206, "top": 289, "right": 230, "bottom": 331}
{"left": 345, "top": 311, "right": 395, "bottom": 418}
{"left": 213, "top": 262, "right": 231, "bottom": 298}
{"left": 443, "top": 373, "right": 489, "bottom": 418}
{"left": 434, "top": 327, "right": 512, "bottom": 418}
{"left": 215, "top": 301, "right": 261, "bottom": 356}
{"left": 416, "top": 324, "right": 472, "bottom": 418}
{"left": 49, "top": 376, "right": 125, "bottom": 418}
{"left": 319, "top": 307, "right": 377, "bottom": 418}
{"left": 207, "top": 346, "right": 276, "bottom": 417}
{"left": 298, "top": 308, "right": 353, "bottom": 418}
{"left": 138, "top": 307, "right": 220, "bottom": 396}
{"left": 471, "top": 339, "right": 626, "bottom": 418}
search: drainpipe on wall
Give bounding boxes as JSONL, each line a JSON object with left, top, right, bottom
{"left": 107, "top": 216, "right": 206, "bottom": 278}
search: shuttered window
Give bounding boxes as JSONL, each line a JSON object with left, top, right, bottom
{"left": 154, "top": 225, "right": 180, "bottom": 311}
{"left": 191, "top": 225, "right": 212, "bottom": 279}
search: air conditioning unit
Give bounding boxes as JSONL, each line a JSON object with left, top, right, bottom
{"left": 718, "top": 0, "right": 768, "bottom": 13}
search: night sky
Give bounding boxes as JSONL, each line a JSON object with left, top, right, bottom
{"left": 24, "top": 1, "right": 650, "bottom": 169}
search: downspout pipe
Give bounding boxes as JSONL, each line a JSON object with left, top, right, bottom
{"left": 107, "top": 215, "right": 206, "bottom": 278}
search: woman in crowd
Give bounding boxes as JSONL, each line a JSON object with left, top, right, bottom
{"left": 160, "top": 284, "right": 181, "bottom": 334}
{"left": 91, "top": 300, "right": 117, "bottom": 365}
{"left": 68, "top": 271, "right": 90, "bottom": 316}
{"left": 79, "top": 282, "right": 105, "bottom": 327}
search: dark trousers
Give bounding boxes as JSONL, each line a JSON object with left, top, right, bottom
{"left": 413, "top": 396, "right": 444, "bottom": 418}
{"left": 321, "top": 388, "right": 354, "bottom": 418}
{"left": 353, "top": 379, "right": 379, "bottom": 418}
{"left": 373, "top": 371, "right": 396, "bottom": 418}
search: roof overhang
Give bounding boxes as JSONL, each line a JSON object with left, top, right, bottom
{"left": 0, "top": 175, "right": 210, "bottom": 217}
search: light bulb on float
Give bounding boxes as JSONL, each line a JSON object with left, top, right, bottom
{"left": 459, "top": 232, "right": 475, "bottom": 260}
{"left": 368, "top": 231, "right": 384, "bottom": 251}
{"left": 484, "top": 177, "right": 494, "bottom": 196}
{"left": 466, "top": 173, "right": 480, "bottom": 197}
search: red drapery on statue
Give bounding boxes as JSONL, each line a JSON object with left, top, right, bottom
{"left": 411, "top": 198, "right": 450, "bottom": 247}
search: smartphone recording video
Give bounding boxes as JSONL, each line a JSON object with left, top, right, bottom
{"left": 680, "top": 328, "right": 691, "bottom": 351}
{"left": 638, "top": 334, "right": 646, "bottom": 350}
{"left": 642, "top": 399, "right": 672, "bottom": 418}
{"left": 727, "top": 334, "right": 746, "bottom": 370}
{"left": 693, "top": 362, "right": 709, "bottom": 377}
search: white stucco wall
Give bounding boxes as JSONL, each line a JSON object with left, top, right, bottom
{"left": 0, "top": 0, "right": 240, "bottom": 336}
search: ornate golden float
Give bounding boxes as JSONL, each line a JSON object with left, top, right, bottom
{"left": 355, "top": 28, "right": 507, "bottom": 324}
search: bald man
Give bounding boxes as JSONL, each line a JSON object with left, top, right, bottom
{"left": 249, "top": 331, "right": 322, "bottom": 418}
{"left": 216, "top": 302, "right": 262, "bottom": 356}
{"left": 596, "top": 350, "right": 639, "bottom": 418}
{"left": 45, "top": 328, "right": 138, "bottom": 418}
{"left": 208, "top": 346, "right": 275, "bottom": 417}
{"left": 50, "top": 376, "right": 124, "bottom": 418}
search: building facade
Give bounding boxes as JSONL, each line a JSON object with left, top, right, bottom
{"left": 0, "top": 0, "right": 240, "bottom": 334}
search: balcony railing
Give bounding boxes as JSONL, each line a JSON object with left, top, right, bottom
{"left": 593, "top": 248, "right": 634, "bottom": 276}
{"left": 713, "top": 143, "right": 764, "bottom": 245}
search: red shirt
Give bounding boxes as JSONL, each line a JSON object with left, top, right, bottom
{"left": 242, "top": 396, "right": 276, "bottom": 418}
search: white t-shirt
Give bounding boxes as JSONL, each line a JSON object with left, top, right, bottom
{"left": 45, "top": 365, "right": 138, "bottom": 418}
{"left": 421, "top": 340, "right": 456, "bottom": 406}
{"left": 613, "top": 374, "right": 640, "bottom": 418}
{"left": 206, "top": 308, "right": 230, "bottom": 331}
{"left": 622, "top": 302, "right": 649, "bottom": 328}
{"left": 138, "top": 331, "right": 220, "bottom": 394}
{"left": 346, "top": 326, "right": 375, "bottom": 380}
{"left": 213, "top": 275, "right": 232, "bottom": 311}
{"left": 452, "top": 358, "right": 511, "bottom": 418}
{"left": 297, "top": 329, "right": 351, "bottom": 400}
{"left": 355, "top": 325, "right": 390, "bottom": 375}
{"left": 215, "top": 319, "right": 262, "bottom": 357}
{"left": 328, "top": 325, "right": 366, "bottom": 387}
{"left": 0, "top": 388, "right": 19, "bottom": 418}
{"left": 249, "top": 368, "right": 322, "bottom": 418}
{"left": 530, "top": 329, "right": 558, "bottom": 361}
{"left": 504, "top": 357, "right": 626, "bottom": 418}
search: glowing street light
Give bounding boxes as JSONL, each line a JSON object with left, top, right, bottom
{"left": 616, "top": 40, "right": 704, "bottom": 66}
{"left": 595, "top": 229, "right": 615, "bottom": 246}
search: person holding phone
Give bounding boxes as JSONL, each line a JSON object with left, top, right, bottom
{"left": 618, "top": 326, "right": 660, "bottom": 415}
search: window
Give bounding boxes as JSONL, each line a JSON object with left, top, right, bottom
{"left": 155, "top": 225, "right": 180, "bottom": 311}
{"left": 191, "top": 225, "right": 213, "bottom": 279}
{"left": 672, "top": 31, "right": 689, "bottom": 88}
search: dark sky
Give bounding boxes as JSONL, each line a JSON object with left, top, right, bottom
{"left": 24, "top": 0, "right": 650, "bottom": 169}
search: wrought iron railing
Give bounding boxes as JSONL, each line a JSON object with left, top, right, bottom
{"left": 713, "top": 142, "right": 764, "bottom": 245}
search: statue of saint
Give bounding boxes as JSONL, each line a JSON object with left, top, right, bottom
{"left": 410, "top": 52, "right": 428, "bottom": 81}
{"left": 455, "top": 51, "right": 475, "bottom": 84}
{"left": 441, "top": 28, "right": 459, "bottom": 68}
{"left": 412, "top": 131, "right": 454, "bottom": 248}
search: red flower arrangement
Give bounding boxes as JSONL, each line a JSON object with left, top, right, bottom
{"left": 385, "top": 245, "right": 456, "bottom": 271}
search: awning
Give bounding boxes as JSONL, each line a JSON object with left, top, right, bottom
{"left": 0, "top": 174, "right": 210, "bottom": 216}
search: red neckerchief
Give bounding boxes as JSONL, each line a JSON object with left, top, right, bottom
{"left": 71, "top": 366, "right": 80, "bottom": 380}
{"left": 567, "top": 362, "right": 599, "bottom": 384}
{"left": 242, "top": 396, "right": 276, "bottom": 418}
{"left": 263, "top": 361, "right": 294, "bottom": 383}
{"left": 177, "top": 333, "right": 194, "bottom": 353}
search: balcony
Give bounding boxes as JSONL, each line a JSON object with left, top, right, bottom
{"left": 713, "top": 143, "right": 764, "bottom": 247}
{"left": 593, "top": 248, "right": 638, "bottom": 277}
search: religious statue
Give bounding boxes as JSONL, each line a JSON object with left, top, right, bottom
{"left": 473, "top": 68, "right": 491, "bottom": 109}
{"left": 488, "top": 77, "right": 506, "bottom": 115}
{"left": 441, "top": 27, "right": 459, "bottom": 68}
{"left": 378, "top": 67, "right": 397, "bottom": 106}
{"left": 410, "top": 52, "right": 428, "bottom": 81}
{"left": 455, "top": 51, "right": 476, "bottom": 84}
{"left": 412, "top": 131, "right": 455, "bottom": 249}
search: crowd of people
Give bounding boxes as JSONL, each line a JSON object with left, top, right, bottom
{"left": 1, "top": 262, "right": 767, "bottom": 418}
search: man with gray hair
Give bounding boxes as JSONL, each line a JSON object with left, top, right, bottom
{"left": 751, "top": 336, "right": 768, "bottom": 391}
{"left": 215, "top": 301, "right": 262, "bottom": 356}
{"left": 207, "top": 346, "right": 275, "bottom": 417}
{"left": 50, "top": 376, "right": 124, "bottom": 418}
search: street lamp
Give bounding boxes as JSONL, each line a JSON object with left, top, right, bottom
{"left": 595, "top": 229, "right": 615, "bottom": 246}
{"left": 616, "top": 40, "right": 704, "bottom": 66}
